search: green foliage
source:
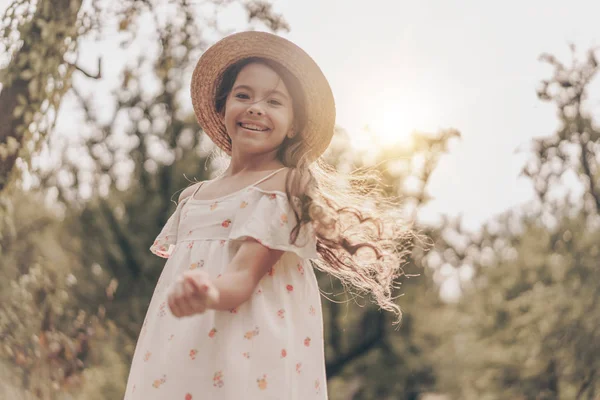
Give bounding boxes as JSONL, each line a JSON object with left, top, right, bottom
{"left": 431, "top": 47, "right": 600, "bottom": 400}
{"left": 0, "top": 188, "right": 126, "bottom": 399}
{"left": 321, "top": 130, "right": 457, "bottom": 399}
{"left": 0, "top": 0, "right": 291, "bottom": 398}
{"left": 3, "top": 0, "right": 600, "bottom": 398}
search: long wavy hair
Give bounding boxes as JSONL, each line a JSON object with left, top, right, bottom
{"left": 215, "top": 57, "right": 415, "bottom": 323}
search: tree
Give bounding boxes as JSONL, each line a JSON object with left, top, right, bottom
{"left": 0, "top": 0, "right": 90, "bottom": 192}
{"left": 0, "top": 187, "right": 125, "bottom": 399}
{"left": 432, "top": 46, "right": 600, "bottom": 400}
{"left": 1, "top": 0, "right": 290, "bottom": 398}
{"left": 321, "top": 128, "right": 459, "bottom": 400}
{"left": 0, "top": 0, "right": 289, "bottom": 192}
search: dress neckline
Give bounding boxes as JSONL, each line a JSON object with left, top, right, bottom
{"left": 187, "top": 167, "right": 287, "bottom": 203}
{"left": 186, "top": 186, "right": 287, "bottom": 204}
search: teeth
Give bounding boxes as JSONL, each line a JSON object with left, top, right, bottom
{"left": 240, "top": 123, "right": 268, "bottom": 131}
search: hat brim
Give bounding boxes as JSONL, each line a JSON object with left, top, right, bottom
{"left": 191, "top": 31, "right": 336, "bottom": 161}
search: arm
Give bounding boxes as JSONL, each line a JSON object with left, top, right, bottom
{"left": 168, "top": 239, "right": 283, "bottom": 317}
{"left": 209, "top": 239, "right": 283, "bottom": 311}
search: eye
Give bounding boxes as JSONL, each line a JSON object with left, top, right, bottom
{"left": 268, "top": 99, "right": 283, "bottom": 106}
{"left": 235, "top": 93, "right": 250, "bottom": 99}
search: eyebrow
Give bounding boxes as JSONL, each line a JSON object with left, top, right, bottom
{"left": 232, "top": 84, "right": 290, "bottom": 100}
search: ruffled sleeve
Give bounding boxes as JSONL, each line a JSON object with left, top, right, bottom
{"left": 149, "top": 198, "right": 189, "bottom": 258}
{"left": 228, "top": 190, "right": 318, "bottom": 259}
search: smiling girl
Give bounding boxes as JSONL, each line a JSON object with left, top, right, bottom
{"left": 124, "top": 31, "right": 412, "bottom": 400}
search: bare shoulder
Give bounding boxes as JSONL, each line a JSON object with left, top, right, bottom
{"left": 255, "top": 168, "right": 291, "bottom": 193}
{"left": 178, "top": 181, "right": 203, "bottom": 203}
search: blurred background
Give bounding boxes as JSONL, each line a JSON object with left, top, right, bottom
{"left": 0, "top": 0, "right": 599, "bottom": 398}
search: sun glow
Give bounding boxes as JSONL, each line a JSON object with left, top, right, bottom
{"left": 350, "top": 98, "right": 436, "bottom": 152}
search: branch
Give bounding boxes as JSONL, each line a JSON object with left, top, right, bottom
{"left": 579, "top": 137, "right": 600, "bottom": 214}
{"left": 575, "top": 369, "right": 595, "bottom": 400}
{"left": 68, "top": 58, "right": 102, "bottom": 79}
{"left": 326, "top": 310, "right": 386, "bottom": 379}
{"left": 98, "top": 198, "right": 142, "bottom": 279}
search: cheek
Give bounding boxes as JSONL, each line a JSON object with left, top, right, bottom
{"left": 223, "top": 104, "right": 241, "bottom": 125}
{"left": 275, "top": 110, "right": 294, "bottom": 132}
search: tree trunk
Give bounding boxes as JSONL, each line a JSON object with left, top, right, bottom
{"left": 0, "top": 0, "right": 83, "bottom": 191}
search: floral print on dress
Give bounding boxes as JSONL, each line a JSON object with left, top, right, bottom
{"left": 152, "top": 375, "right": 166, "bottom": 388}
{"left": 257, "top": 374, "right": 268, "bottom": 390}
{"left": 213, "top": 371, "right": 224, "bottom": 388}
{"left": 158, "top": 302, "right": 167, "bottom": 317}
{"left": 189, "top": 260, "right": 204, "bottom": 270}
{"left": 127, "top": 188, "right": 326, "bottom": 399}
{"left": 244, "top": 326, "right": 259, "bottom": 340}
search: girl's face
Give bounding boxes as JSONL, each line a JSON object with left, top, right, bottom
{"left": 221, "top": 62, "right": 295, "bottom": 158}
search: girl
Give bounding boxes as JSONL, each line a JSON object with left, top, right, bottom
{"left": 124, "top": 31, "right": 410, "bottom": 400}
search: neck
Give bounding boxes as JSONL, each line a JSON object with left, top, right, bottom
{"left": 226, "top": 147, "right": 285, "bottom": 175}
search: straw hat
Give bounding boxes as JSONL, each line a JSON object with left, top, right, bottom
{"left": 190, "top": 31, "right": 336, "bottom": 161}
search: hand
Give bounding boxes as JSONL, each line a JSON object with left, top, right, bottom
{"left": 167, "top": 270, "right": 220, "bottom": 318}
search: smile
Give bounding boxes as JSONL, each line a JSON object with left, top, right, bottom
{"left": 238, "top": 122, "right": 270, "bottom": 132}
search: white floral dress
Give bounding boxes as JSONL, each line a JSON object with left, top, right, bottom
{"left": 124, "top": 171, "right": 328, "bottom": 400}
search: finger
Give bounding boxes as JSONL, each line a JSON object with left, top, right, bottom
{"left": 205, "top": 285, "right": 220, "bottom": 309}
{"left": 183, "top": 277, "right": 199, "bottom": 296}
{"left": 168, "top": 290, "right": 182, "bottom": 318}
{"left": 167, "top": 278, "right": 183, "bottom": 313}
{"left": 183, "top": 280, "right": 207, "bottom": 315}
{"left": 175, "top": 281, "right": 195, "bottom": 317}
{"left": 169, "top": 280, "right": 189, "bottom": 318}
{"left": 184, "top": 271, "right": 210, "bottom": 291}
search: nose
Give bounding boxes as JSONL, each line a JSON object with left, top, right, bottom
{"left": 246, "top": 102, "right": 265, "bottom": 116}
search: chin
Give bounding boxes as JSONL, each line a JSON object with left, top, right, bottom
{"left": 232, "top": 134, "right": 280, "bottom": 153}
{"left": 230, "top": 138, "right": 267, "bottom": 154}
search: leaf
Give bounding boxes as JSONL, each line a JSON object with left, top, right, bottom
{"left": 119, "top": 18, "right": 129, "bottom": 32}
{"left": 12, "top": 106, "right": 24, "bottom": 118}
{"left": 20, "top": 69, "right": 33, "bottom": 80}
{"left": 28, "top": 78, "right": 38, "bottom": 99}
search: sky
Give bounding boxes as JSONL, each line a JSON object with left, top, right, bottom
{"left": 266, "top": 0, "right": 600, "bottom": 229}
{"left": 3, "top": 0, "right": 600, "bottom": 231}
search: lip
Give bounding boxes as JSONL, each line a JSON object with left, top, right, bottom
{"left": 237, "top": 120, "right": 271, "bottom": 131}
